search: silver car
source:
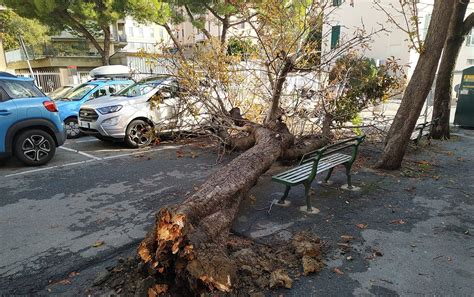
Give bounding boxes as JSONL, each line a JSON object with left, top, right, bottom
{"left": 78, "top": 76, "right": 207, "bottom": 148}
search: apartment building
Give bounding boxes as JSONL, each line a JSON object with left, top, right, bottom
{"left": 323, "top": 0, "right": 474, "bottom": 96}
{"left": 172, "top": 12, "right": 254, "bottom": 47}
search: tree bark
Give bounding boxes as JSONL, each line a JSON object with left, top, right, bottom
{"left": 431, "top": 3, "right": 472, "bottom": 140}
{"left": 137, "top": 125, "right": 293, "bottom": 292}
{"left": 102, "top": 26, "right": 111, "bottom": 65}
{"left": 265, "top": 58, "right": 294, "bottom": 124}
{"left": 377, "top": 0, "right": 455, "bottom": 170}
{"left": 162, "top": 23, "right": 186, "bottom": 59}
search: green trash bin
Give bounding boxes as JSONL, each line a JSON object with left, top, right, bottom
{"left": 454, "top": 66, "right": 474, "bottom": 127}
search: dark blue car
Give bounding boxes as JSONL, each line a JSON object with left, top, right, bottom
{"left": 0, "top": 72, "right": 65, "bottom": 166}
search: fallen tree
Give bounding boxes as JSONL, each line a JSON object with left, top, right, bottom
{"left": 124, "top": 0, "right": 403, "bottom": 294}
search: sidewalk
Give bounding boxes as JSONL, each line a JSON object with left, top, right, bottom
{"left": 234, "top": 127, "right": 473, "bottom": 296}
{"left": 44, "top": 128, "right": 474, "bottom": 296}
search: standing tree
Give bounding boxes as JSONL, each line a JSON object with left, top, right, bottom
{"left": 1, "top": 0, "right": 127, "bottom": 65}
{"left": 377, "top": 0, "right": 455, "bottom": 170}
{"left": 431, "top": 0, "right": 474, "bottom": 139}
{"left": 0, "top": 9, "right": 50, "bottom": 51}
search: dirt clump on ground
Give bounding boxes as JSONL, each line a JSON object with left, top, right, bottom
{"left": 91, "top": 231, "right": 324, "bottom": 296}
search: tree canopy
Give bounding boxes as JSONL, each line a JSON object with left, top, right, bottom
{"left": 0, "top": 9, "right": 50, "bottom": 51}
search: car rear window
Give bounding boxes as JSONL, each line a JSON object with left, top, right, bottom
{"left": 1, "top": 80, "right": 44, "bottom": 99}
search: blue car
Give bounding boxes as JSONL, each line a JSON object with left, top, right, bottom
{"left": 55, "top": 78, "right": 133, "bottom": 138}
{"left": 0, "top": 72, "right": 66, "bottom": 166}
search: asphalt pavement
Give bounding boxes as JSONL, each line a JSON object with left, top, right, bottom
{"left": 1, "top": 129, "right": 473, "bottom": 296}
{"left": 0, "top": 136, "right": 227, "bottom": 294}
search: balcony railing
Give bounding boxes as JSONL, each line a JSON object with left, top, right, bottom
{"left": 5, "top": 44, "right": 101, "bottom": 64}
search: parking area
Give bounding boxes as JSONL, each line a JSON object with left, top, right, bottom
{"left": 0, "top": 135, "right": 229, "bottom": 294}
{"left": 0, "top": 136, "right": 179, "bottom": 178}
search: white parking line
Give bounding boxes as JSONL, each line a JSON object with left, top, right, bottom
{"left": 2, "top": 145, "right": 182, "bottom": 178}
{"left": 4, "top": 160, "right": 95, "bottom": 178}
{"left": 59, "top": 146, "right": 102, "bottom": 160}
{"left": 74, "top": 138, "right": 99, "bottom": 143}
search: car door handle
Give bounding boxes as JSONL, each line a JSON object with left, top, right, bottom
{"left": 0, "top": 109, "right": 11, "bottom": 116}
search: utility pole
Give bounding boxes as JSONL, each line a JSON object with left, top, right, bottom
{"left": 18, "top": 35, "right": 38, "bottom": 86}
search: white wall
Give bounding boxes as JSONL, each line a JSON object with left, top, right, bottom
{"left": 323, "top": 0, "right": 474, "bottom": 89}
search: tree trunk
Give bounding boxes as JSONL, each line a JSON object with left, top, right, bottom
{"left": 102, "top": 26, "right": 111, "bottom": 66}
{"left": 265, "top": 58, "right": 294, "bottom": 124}
{"left": 431, "top": 6, "right": 474, "bottom": 139}
{"left": 137, "top": 125, "right": 293, "bottom": 292}
{"left": 377, "top": 0, "right": 455, "bottom": 170}
{"left": 162, "top": 23, "right": 186, "bottom": 59}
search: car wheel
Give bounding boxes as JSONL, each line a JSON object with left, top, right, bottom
{"left": 125, "top": 119, "right": 154, "bottom": 148}
{"left": 14, "top": 129, "right": 56, "bottom": 166}
{"left": 65, "top": 118, "right": 81, "bottom": 139}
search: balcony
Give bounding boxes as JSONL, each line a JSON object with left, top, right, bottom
{"left": 5, "top": 43, "right": 101, "bottom": 64}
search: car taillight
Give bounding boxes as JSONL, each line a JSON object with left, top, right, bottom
{"left": 43, "top": 101, "right": 58, "bottom": 112}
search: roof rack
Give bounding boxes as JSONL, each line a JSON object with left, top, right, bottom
{"left": 89, "top": 65, "right": 132, "bottom": 79}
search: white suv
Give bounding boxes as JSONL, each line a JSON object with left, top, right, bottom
{"left": 78, "top": 76, "right": 206, "bottom": 148}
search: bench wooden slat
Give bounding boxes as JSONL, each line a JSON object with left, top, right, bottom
{"left": 273, "top": 153, "right": 351, "bottom": 185}
{"left": 284, "top": 155, "right": 351, "bottom": 184}
{"left": 274, "top": 153, "right": 347, "bottom": 179}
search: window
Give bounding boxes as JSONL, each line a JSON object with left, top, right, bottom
{"left": 128, "top": 27, "right": 134, "bottom": 37}
{"left": 331, "top": 25, "right": 341, "bottom": 49}
{"left": 467, "top": 59, "right": 474, "bottom": 65}
{"left": 1, "top": 81, "right": 43, "bottom": 99}
{"left": 63, "top": 84, "right": 96, "bottom": 101}
{"left": 138, "top": 28, "right": 144, "bottom": 38}
{"left": 467, "top": 28, "right": 474, "bottom": 46}
{"left": 333, "top": 0, "right": 344, "bottom": 6}
{"left": 150, "top": 30, "right": 155, "bottom": 38}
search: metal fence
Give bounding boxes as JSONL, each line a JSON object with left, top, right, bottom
{"left": 16, "top": 71, "right": 62, "bottom": 93}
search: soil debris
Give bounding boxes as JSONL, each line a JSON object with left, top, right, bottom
{"left": 269, "top": 269, "right": 293, "bottom": 289}
{"left": 89, "top": 231, "right": 325, "bottom": 295}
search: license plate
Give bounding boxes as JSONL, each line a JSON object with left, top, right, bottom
{"left": 79, "top": 121, "right": 90, "bottom": 128}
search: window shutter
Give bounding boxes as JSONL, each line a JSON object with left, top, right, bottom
{"left": 331, "top": 26, "right": 341, "bottom": 49}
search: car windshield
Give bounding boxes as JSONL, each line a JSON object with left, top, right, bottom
{"left": 62, "top": 84, "right": 96, "bottom": 101}
{"left": 49, "top": 86, "right": 73, "bottom": 100}
{"left": 115, "top": 78, "right": 168, "bottom": 97}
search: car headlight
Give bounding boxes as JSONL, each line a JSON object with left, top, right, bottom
{"left": 97, "top": 105, "right": 123, "bottom": 114}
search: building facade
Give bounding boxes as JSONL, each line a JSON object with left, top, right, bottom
{"left": 323, "top": 0, "right": 474, "bottom": 97}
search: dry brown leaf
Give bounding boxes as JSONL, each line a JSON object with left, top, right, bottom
{"left": 356, "top": 223, "right": 368, "bottom": 229}
{"left": 333, "top": 267, "right": 344, "bottom": 275}
{"left": 340, "top": 235, "right": 354, "bottom": 242}
{"left": 92, "top": 240, "right": 104, "bottom": 247}
{"left": 389, "top": 219, "right": 406, "bottom": 225}
{"left": 68, "top": 271, "right": 79, "bottom": 278}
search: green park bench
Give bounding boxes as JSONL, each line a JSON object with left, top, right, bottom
{"left": 272, "top": 135, "right": 366, "bottom": 212}
{"left": 410, "top": 118, "right": 439, "bottom": 145}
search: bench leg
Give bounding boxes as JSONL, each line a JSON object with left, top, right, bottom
{"left": 278, "top": 185, "right": 291, "bottom": 204}
{"left": 304, "top": 183, "right": 312, "bottom": 211}
{"left": 324, "top": 168, "right": 334, "bottom": 183}
{"left": 344, "top": 163, "right": 353, "bottom": 189}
